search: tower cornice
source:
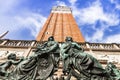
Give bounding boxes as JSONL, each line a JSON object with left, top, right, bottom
{"left": 51, "top": 6, "right": 72, "bottom": 13}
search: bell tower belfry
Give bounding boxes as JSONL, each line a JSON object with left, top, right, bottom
{"left": 36, "top": 6, "right": 85, "bottom": 42}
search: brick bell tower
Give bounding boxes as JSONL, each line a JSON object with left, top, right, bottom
{"left": 36, "top": 6, "right": 85, "bottom": 42}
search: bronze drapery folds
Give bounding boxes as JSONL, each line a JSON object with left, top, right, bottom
{"left": 0, "top": 36, "right": 120, "bottom": 80}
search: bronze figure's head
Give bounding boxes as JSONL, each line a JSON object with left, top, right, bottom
{"left": 48, "top": 36, "right": 54, "bottom": 41}
{"left": 65, "top": 37, "right": 73, "bottom": 42}
{"left": 7, "top": 53, "right": 16, "bottom": 60}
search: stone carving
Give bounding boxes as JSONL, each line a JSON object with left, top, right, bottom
{"left": 105, "top": 62, "right": 120, "bottom": 80}
{"left": 0, "top": 51, "right": 9, "bottom": 58}
{"left": 60, "top": 37, "right": 111, "bottom": 80}
{"left": 0, "top": 51, "right": 24, "bottom": 59}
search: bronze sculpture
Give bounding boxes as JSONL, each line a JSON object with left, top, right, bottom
{"left": 105, "top": 62, "right": 120, "bottom": 80}
{"left": 0, "top": 36, "right": 120, "bottom": 80}
{"left": 60, "top": 37, "right": 111, "bottom": 80}
{"left": 10, "top": 36, "right": 60, "bottom": 80}
{"left": 0, "top": 53, "right": 23, "bottom": 79}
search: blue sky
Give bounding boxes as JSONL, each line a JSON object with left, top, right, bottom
{"left": 0, "top": 0, "right": 120, "bottom": 43}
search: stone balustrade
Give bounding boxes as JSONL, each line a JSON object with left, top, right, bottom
{"left": 0, "top": 39, "right": 120, "bottom": 50}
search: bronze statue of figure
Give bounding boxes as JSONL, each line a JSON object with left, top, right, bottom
{"left": 0, "top": 53, "right": 23, "bottom": 78}
{"left": 35, "top": 36, "right": 60, "bottom": 68}
{"left": 11, "top": 36, "right": 60, "bottom": 80}
{"left": 105, "top": 62, "right": 120, "bottom": 80}
{"left": 61, "top": 37, "right": 111, "bottom": 80}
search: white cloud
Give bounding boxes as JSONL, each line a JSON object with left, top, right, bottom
{"left": 15, "top": 13, "right": 46, "bottom": 37}
{"left": 0, "top": 12, "right": 46, "bottom": 39}
{"left": 72, "top": 0, "right": 119, "bottom": 26}
{"left": 105, "top": 34, "right": 120, "bottom": 43}
{"left": 0, "top": 0, "right": 16, "bottom": 14}
{"left": 110, "top": 0, "right": 120, "bottom": 9}
{"left": 55, "top": 1, "right": 67, "bottom": 6}
{"left": 85, "top": 23, "right": 105, "bottom": 42}
{"left": 91, "top": 29, "right": 104, "bottom": 42}
{"left": 70, "top": 0, "right": 120, "bottom": 42}
{"left": 69, "top": 0, "right": 77, "bottom": 5}
{"left": 0, "top": 0, "right": 47, "bottom": 39}
{"left": 0, "top": 0, "right": 24, "bottom": 14}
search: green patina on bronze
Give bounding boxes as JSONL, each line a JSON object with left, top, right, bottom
{"left": 0, "top": 53, "right": 23, "bottom": 79}
{"left": 60, "top": 37, "right": 114, "bottom": 80}
{"left": 0, "top": 36, "right": 60, "bottom": 80}
{"left": 0, "top": 36, "right": 120, "bottom": 80}
{"left": 105, "top": 62, "right": 120, "bottom": 80}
